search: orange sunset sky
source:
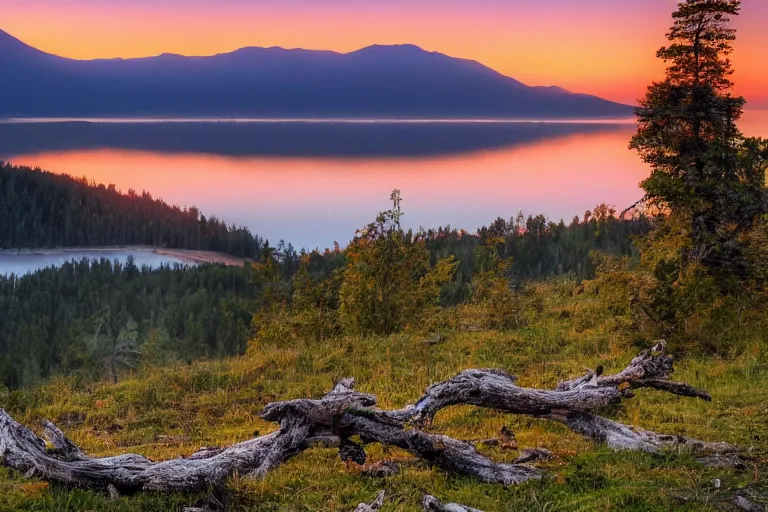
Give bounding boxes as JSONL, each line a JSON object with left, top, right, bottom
{"left": 1, "top": 0, "right": 767, "bottom": 106}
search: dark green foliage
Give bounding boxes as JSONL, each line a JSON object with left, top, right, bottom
{"left": 339, "top": 191, "right": 458, "bottom": 335}
{"left": 0, "top": 162, "right": 263, "bottom": 257}
{"left": 252, "top": 195, "right": 647, "bottom": 340}
{"left": 624, "top": 0, "right": 768, "bottom": 350}
{"left": 630, "top": 0, "right": 767, "bottom": 279}
{"left": 0, "top": 259, "right": 259, "bottom": 388}
{"left": 426, "top": 206, "right": 651, "bottom": 302}
{"left": 0, "top": 169, "right": 650, "bottom": 387}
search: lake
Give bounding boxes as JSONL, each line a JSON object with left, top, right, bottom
{"left": 0, "top": 249, "right": 189, "bottom": 277}
{"left": 1, "top": 112, "right": 767, "bottom": 252}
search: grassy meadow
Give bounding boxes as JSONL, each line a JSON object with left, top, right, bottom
{"left": 1, "top": 277, "right": 766, "bottom": 512}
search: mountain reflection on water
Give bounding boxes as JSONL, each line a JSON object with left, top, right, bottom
{"left": 2, "top": 113, "right": 765, "bottom": 250}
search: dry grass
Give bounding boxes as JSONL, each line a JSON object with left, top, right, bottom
{"left": 1, "top": 278, "right": 766, "bottom": 511}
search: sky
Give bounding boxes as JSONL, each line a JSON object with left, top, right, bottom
{"left": 2, "top": 0, "right": 767, "bottom": 106}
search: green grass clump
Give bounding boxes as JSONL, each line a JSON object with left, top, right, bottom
{"left": 1, "top": 279, "right": 766, "bottom": 511}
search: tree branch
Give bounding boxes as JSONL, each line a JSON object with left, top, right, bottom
{"left": 0, "top": 344, "right": 732, "bottom": 495}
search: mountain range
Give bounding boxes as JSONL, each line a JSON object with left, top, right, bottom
{"left": 0, "top": 29, "right": 632, "bottom": 119}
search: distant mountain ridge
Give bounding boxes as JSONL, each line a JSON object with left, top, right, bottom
{"left": 0, "top": 29, "right": 632, "bottom": 118}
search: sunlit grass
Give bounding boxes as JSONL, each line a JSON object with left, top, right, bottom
{"left": 1, "top": 279, "right": 766, "bottom": 511}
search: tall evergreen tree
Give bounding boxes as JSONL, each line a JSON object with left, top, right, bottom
{"left": 630, "top": 0, "right": 766, "bottom": 279}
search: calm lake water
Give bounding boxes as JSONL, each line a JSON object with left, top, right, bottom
{"left": 1, "top": 111, "right": 767, "bottom": 252}
{"left": 0, "top": 249, "right": 188, "bottom": 276}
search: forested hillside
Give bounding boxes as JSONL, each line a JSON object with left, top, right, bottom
{"left": 1, "top": 1, "right": 767, "bottom": 510}
{"left": 426, "top": 205, "right": 650, "bottom": 300}
{"left": 0, "top": 162, "right": 263, "bottom": 257}
{"left": 0, "top": 259, "right": 258, "bottom": 389}
{"left": 0, "top": 188, "right": 649, "bottom": 389}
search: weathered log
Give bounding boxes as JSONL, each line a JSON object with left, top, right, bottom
{"left": 343, "top": 415, "right": 540, "bottom": 485}
{"left": 400, "top": 342, "right": 710, "bottom": 431}
{"left": 43, "top": 420, "right": 87, "bottom": 462}
{"left": 261, "top": 379, "right": 541, "bottom": 485}
{"left": 0, "top": 377, "right": 539, "bottom": 491}
{"left": 630, "top": 379, "right": 712, "bottom": 401}
{"left": 0, "top": 408, "right": 306, "bottom": 492}
{"left": 405, "top": 369, "right": 622, "bottom": 427}
{"left": 557, "top": 341, "right": 711, "bottom": 401}
{"left": 0, "top": 378, "right": 357, "bottom": 493}
{"left": 0, "top": 344, "right": 732, "bottom": 495}
{"left": 545, "top": 410, "right": 734, "bottom": 453}
{"left": 392, "top": 342, "right": 723, "bottom": 455}
{"left": 422, "top": 494, "right": 484, "bottom": 512}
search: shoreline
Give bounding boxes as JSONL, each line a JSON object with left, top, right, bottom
{"left": 0, "top": 246, "right": 250, "bottom": 267}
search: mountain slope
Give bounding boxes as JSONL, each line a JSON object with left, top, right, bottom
{"left": 0, "top": 29, "right": 632, "bottom": 118}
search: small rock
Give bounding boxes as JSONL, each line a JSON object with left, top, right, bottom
{"left": 362, "top": 460, "right": 400, "bottom": 478}
{"left": 500, "top": 426, "right": 517, "bottom": 450}
{"left": 734, "top": 495, "right": 765, "bottom": 512}
{"left": 354, "top": 491, "right": 385, "bottom": 512}
{"left": 422, "top": 332, "right": 446, "bottom": 345}
{"left": 698, "top": 454, "right": 749, "bottom": 470}
{"left": 340, "top": 439, "right": 367, "bottom": 466}
{"left": 514, "top": 448, "right": 554, "bottom": 464}
{"left": 713, "top": 478, "right": 721, "bottom": 489}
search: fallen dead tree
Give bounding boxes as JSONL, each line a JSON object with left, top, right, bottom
{"left": 0, "top": 341, "right": 736, "bottom": 495}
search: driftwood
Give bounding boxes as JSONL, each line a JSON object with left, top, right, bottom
{"left": 0, "top": 341, "right": 733, "bottom": 495}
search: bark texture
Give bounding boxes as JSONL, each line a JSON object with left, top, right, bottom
{"left": 0, "top": 341, "right": 732, "bottom": 494}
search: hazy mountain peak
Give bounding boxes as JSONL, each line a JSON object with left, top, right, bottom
{"left": 354, "top": 43, "right": 429, "bottom": 54}
{"left": 0, "top": 28, "right": 632, "bottom": 119}
{"left": 229, "top": 45, "right": 286, "bottom": 54}
{"left": 348, "top": 44, "right": 437, "bottom": 61}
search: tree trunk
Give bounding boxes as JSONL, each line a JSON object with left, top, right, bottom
{"left": 0, "top": 341, "right": 734, "bottom": 494}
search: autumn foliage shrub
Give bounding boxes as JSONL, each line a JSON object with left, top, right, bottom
{"left": 338, "top": 191, "right": 458, "bottom": 335}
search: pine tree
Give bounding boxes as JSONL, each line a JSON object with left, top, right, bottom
{"left": 630, "top": 0, "right": 766, "bottom": 279}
